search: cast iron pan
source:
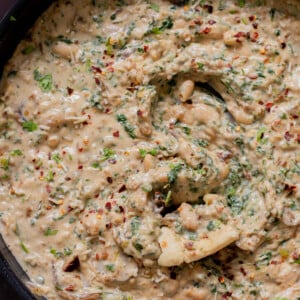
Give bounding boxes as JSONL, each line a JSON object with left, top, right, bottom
{"left": 0, "top": 1, "right": 53, "bottom": 299}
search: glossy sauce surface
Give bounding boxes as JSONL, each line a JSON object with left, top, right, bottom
{"left": 0, "top": 0, "right": 299, "bottom": 299}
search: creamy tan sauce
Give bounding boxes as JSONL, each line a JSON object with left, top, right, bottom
{"left": 0, "top": 0, "right": 300, "bottom": 299}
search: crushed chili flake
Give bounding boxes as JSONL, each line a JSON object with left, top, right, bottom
{"left": 202, "top": 27, "right": 211, "bottom": 34}
{"left": 281, "top": 42, "right": 286, "bottom": 49}
{"left": 105, "top": 223, "right": 112, "bottom": 229}
{"left": 208, "top": 20, "right": 216, "bottom": 25}
{"left": 113, "top": 130, "right": 120, "bottom": 137}
{"left": 78, "top": 165, "right": 83, "bottom": 170}
{"left": 91, "top": 66, "right": 102, "bottom": 73}
{"left": 284, "top": 131, "right": 294, "bottom": 141}
{"left": 266, "top": 102, "right": 273, "bottom": 112}
{"left": 240, "top": 267, "right": 247, "bottom": 276}
{"left": 118, "top": 184, "right": 127, "bottom": 193}
{"left": 203, "top": 5, "right": 213, "bottom": 13}
{"left": 67, "top": 87, "right": 74, "bottom": 95}
{"left": 106, "top": 177, "right": 113, "bottom": 184}
{"left": 95, "top": 77, "right": 100, "bottom": 85}
{"left": 105, "top": 202, "right": 112, "bottom": 210}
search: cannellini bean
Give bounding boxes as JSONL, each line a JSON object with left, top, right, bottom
{"left": 47, "top": 135, "right": 60, "bottom": 148}
{"left": 158, "top": 227, "right": 184, "bottom": 267}
{"left": 178, "top": 80, "right": 195, "bottom": 102}
{"left": 52, "top": 42, "right": 79, "bottom": 60}
{"left": 178, "top": 203, "right": 199, "bottom": 231}
{"left": 184, "top": 224, "right": 239, "bottom": 263}
{"left": 143, "top": 154, "right": 155, "bottom": 171}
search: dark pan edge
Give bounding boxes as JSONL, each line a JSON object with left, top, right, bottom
{"left": 0, "top": 0, "right": 53, "bottom": 299}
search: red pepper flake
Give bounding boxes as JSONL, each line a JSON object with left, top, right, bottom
{"left": 82, "top": 121, "right": 89, "bottom": 126}
{"left": 91, "top": 66, "right": 102, "bottom": 73}
{"left": 240, "top": 267, "right": 247, "bottom": 276}
{"left": 113, "top": 130, "right": 119, "bottom": 138}
{"left": 143, "top": 45, "right": 149, "bottom": 52}
{"left": 284, "top": 131, "right": 294, "bottom": 141}
{"left": 252, "top": 22, "right": 258, "bottom": 29}
{"left": 65, "top": 285, "right": 75, "bottom": 292}
{"left": 106, "top": 177, "right": 113, "bottom": 184}
{"left": 222, "top": 292, "right": 233, "bottom": 300}
{"left": 202, "top": 27, "right": 211, "bottom": 34}
{"left": 65, "top": 177, "right": 71, "bottom": 181}
{"left": 297, "top": 134, "right": 300, "bottom": 142}
{"left": 106, "top": 223, "right": 112, "bottom": 229}
{"left": 95, "top": 77, "right": 100, "bottom": 85}
{"left": 208, "top": 20, "right": 216, "bottom": 25}
{"left": 105, "top": 202, "right": 112, "bottom": 210}
{"left": 249, "top": 15, "right": 256, "bottom": 21}
{"left": 281, "top": 42, "right": 286, "bottom": 49}
{"left": 118, "top": 184, "right": 127, "bottom": 193}
{"left": 234, "top": 31, "right": 246, "bottom": 38}
{"left": 78, "top": 148, "right": 84, "bottom": 152}
{"left": 266, "top": 102, "right": 273, "bottom": 112}
{"left": 67, "top": 87, "right": 74, "bottom": 96}
{"left": 203, "top": 4, "right": 213, "bottom": 13}
{"left": 194, "top": 18, "right": 202, "bottom": 25}
{"left": 119, "top": 205, "right": 125, "bottom": 213}
{"left": 95, "top": 253, "right": 100, "bottom": 261}
{"left": 218, "top": 276, "right": 225, "bottom": 283}
{"left": 251, "top": 31, "right": 259, "bottom": 42}
{"left": 104, "top": 108, "right": 110, "bottom": 114}
{"left": 137, "top": 109, "right": 143, "bottom": 117}
{"left": 78, "top": 165, "right": 83, "bottom": 170}
{"left": 284, "top": 183, "right": 297, "bottom": 193}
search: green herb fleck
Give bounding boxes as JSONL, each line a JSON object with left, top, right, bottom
{"left": 116, "top": 114, "right": 136, "bottom": 139}
{"left": 45, "top": 170, "right": 54, "bottom": 182}
{"left": 44, "top": 228, "right": 58, "bottom": 236}
{"left": 149, "top": 3, "right": 160, "bottom": 12}
{"left": 168, "top": 163, "right": 182, "bottom": 184}
{"left": 22, "top": 120, "right": 38, "bottom": 132}
{"left": 64, "top": 247, "right": 73, "bottom": 256}
{"left": 130, "top": 217, "right": 140, "bottom": 235}
{"left": 197, "top": 63, "right": 205, "bottom": 70}
{"left": 139, "top": 148, "right": 158, "bottom": 158}
{"left": 51, "top": 153, "right": 61, "bottom": 164}
{"left": 269, "top": 8, "right": 276, "bottom": 20}
{"left": 21, "top": 45, "right": 35, "bottom": 55}
{"left": 0, "top": 158, "right": 9, "bottom": 171}
{"left": 105, "top": 264, "right": 115, "bottom": 272}
{"left": 256, "top": 127, "right": 267, "bottom": 144}
{"left": 207, "top": 220, "right": 222, "bottom": 231}
{"left": 134, "top": 242, "right": 144, "bottom": 252}
{"left": 20, "top": 241, "right": 29, "bottom": 253}
{"left": 10, "top": 149, "right": 23, "bottom": 156}
{"left": 34, "top": 69, "right": 52, "bottom": 92}
{"left": 101, "top": 148, "right": 115, "bottom": 161}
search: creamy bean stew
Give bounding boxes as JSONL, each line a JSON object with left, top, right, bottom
{"left": 0, "top": 0, "right": 300, "bottom": 299}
